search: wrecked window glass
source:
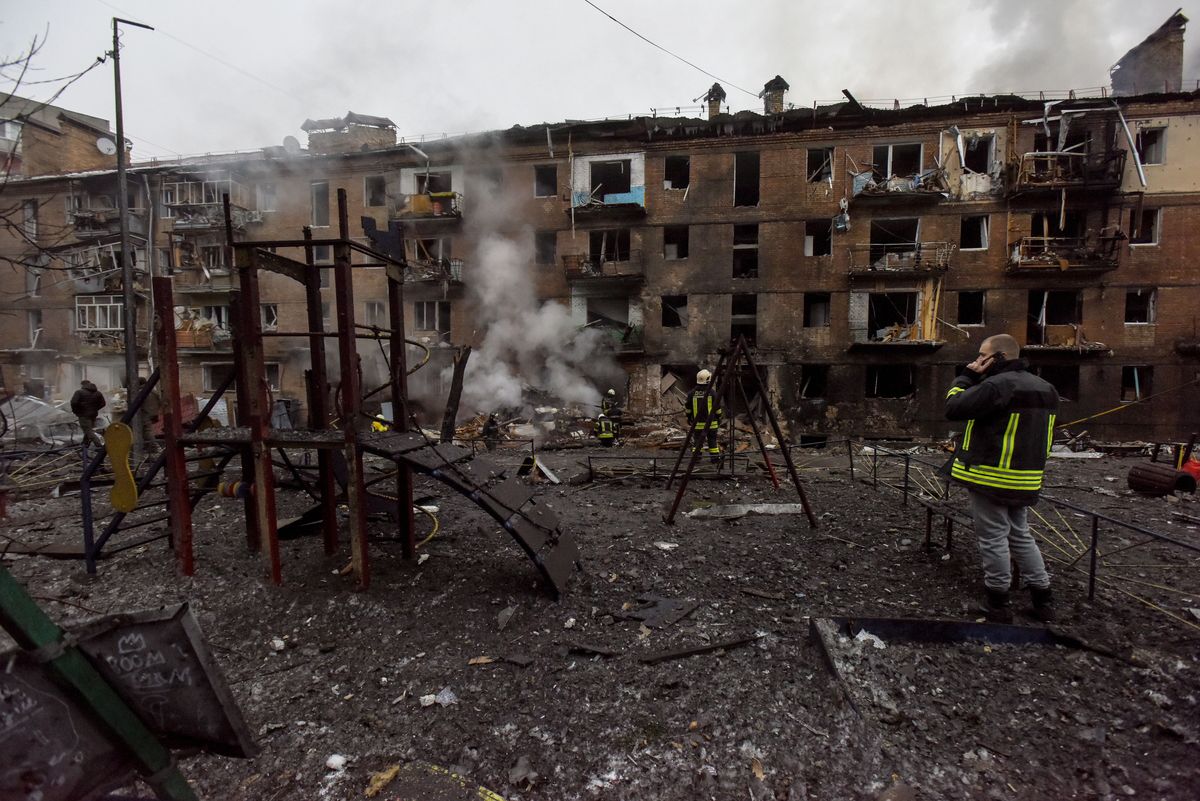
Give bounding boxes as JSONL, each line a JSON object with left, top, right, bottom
{"left": 806, "top": 147, "right": 833, "bottom": 182}
{"left": 664, "top": 156, "right": 690, "bottom": 190}
{"left": 534, "top": 164, "right": 557, "bottom": 197}
{"left": 734, "top": 152, "right": 760, "bottom": 206}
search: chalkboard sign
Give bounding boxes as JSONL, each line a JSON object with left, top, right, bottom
{"left": 1, "top": 603, "right": 255, "bottom": 801}
{"left": 0, "top": 651, "right": 136, "bottom": 801}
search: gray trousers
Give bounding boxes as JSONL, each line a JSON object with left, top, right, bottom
{"left": 968, "top": 490, "right": 1051, "bottom": 591}
{"left": 78, "top": 416, "right": 102, "bottom": 447}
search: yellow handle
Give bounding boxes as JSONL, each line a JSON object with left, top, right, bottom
{"left": 105, "top": 421, "right": 139, "bottom": 513}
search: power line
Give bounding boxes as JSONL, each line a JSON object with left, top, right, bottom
{"left": 580, "top": 0, "right": 758, "bottom": 99}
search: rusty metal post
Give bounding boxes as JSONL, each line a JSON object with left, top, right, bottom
{"left": 388, "top": 261, "right": 416, "bottom": 559}
{"left": 230, "top": 203, "right": 282, "bottom": 584}
{"left": 227, "top": 200, "right": 260, "bottom": 555}
{"left": 303, "top": 226, "right": 338, "bottom": 556}
{"left": 734, "top": 370, "right": 779, "bottom": 489}
{"left": 333, "top": 189, "right": 370, "bottom": 587}
{"left": 152, "top": 276, "right": 194, "bottom": 575}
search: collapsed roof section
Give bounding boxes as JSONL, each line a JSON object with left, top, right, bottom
{"left": 1111, "top": 10, "right": 1189, "bottom": 96}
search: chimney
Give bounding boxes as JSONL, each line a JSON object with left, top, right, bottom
{"left": 300, "top": 112, "right": 398, "bottom": 155}
{"left": 704, "top": 83, "right": 727, "bottom": 120}
{"left": 1110, "top": 11, "right": 1188, "bottom": 96}
{"left": 761, "top": 75, "right": 790, "bottom": 114}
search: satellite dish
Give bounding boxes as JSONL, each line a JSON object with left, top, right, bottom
{"left": 96, "top": 136, "right": 118, "bottom": 155}
{"left": 282, "top": 135, "right": 301, "bottom": 155}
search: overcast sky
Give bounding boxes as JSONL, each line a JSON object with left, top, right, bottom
{"left": 3, "top": 1, "right": 1196, "bottom": 161}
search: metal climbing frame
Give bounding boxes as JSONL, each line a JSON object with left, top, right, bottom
{"left": 150, "top": 188, "right": 416, "bottom": 589}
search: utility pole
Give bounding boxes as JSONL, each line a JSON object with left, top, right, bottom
{"left": 112, "top": 16, "right": 153, "bottom": 452}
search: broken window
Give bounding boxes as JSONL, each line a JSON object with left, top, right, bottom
{"left": 1027, "top": 290, "right": 1082, "bottom": 343}
{"left": 311, "top": 181, "right": 329, "bottom": 227}
{"left": 27, "top": 310, "right": 42, "bottom": 347}
{"left": 25, "top": 267, "right": 41, "bottom": 297}
{"left": 732, "top": 224, "right": 758, "bottom": 278}
{"left": 803, "top": 293, "right": 831, "bottom": 327}
{"left": 1121, "top": 366, "right": 1153, "bottom": 402}
{"left": 76, "top": 295, "right": 123, "bottom": 330}
{"left": 364, "top": 175, "right": 387, "bottom": 207}
{"left": 664, "top": 156, "right": 690, "bottom": 190}
{"left": 959, "top": 215, "right": 989, "bottom": 250}
{"left": 202, "top": 364, "right": 234, "bottom": 393}
{"left": 867, "top": 292, "right": 918, "bottom": 340}
{"left": 957, "top": 291, "right": 986, "bottom": 326}
{"left": 869, "top": 218, "right": 920, "bottom": 262}
{"left": 804, "top": 219, "right": 832, "bottom": 257}
{"left": 963, "top": 135, "right": 994, "bottom": 173}
{"left": 534, "top": 164, "right": 557, "bottom": 197}
{"left": 872, "top": 143, "right": 922, "bottom": 179}
{"left": 590, "top": 160, "right": 632, "bottom": 196}
{"left": 799, "top": 365, "right": 829, "bottom": 399}
{"left": 663, "top": 225, "right": 689, "bottom": 259}
{"left": 734, "top": 151, "right": 760, "bottom": 206}
{"left": 1031, "top": 365, "right": 1079, "bottom": 402}
{"left": 807, "top": 147, "right": 834, "bottom": 183}
{"left": 730, "top": 293, "right": 757, "bottom": 344}
{"left": 265, "top": 364, "right": 281, "bottom": 392}
{"left": 535, "top": 231, "right": 557, "bottom": 265}
{"left": 661, "top": 295, "right": 687, "bottom": 328}
{"left": 865, "top": 364, "right": 916, "bottom": 398}
{"left": 412, "top": 238, "right": 450, "bottom": 264}
{"left": 1129, "top": 208, "right": 1159, "bottom": 245}
{"left": 260, "top": 304, "right": 278, "bottom": 330}
{"left": 415, "top": 300, "right": 451, "bottom": 341}
{"left": 22, "top": 200, "right": 37, "bottom": 239}
{"left": 1135, "top": 127, "right": 1165, "bottom": 165}
{"left": 313, "top": 245, "right": 332, "bottom": 266}
{"left": 201, "top": 246, "right": 224, "bottom": 270}
{"left": 201, "top": 305, "right": 230, "bottom": 330}
{"left": 364, "top": 300, "right": 386, "bottom": 327}
{"left": 589, "top": 229, "right": 631, "bottom": 262}
{"left": 416, "top": 171, "right": 452, "bottom": 194}
{"left": 256, "top": 183, "right": 277, "bottom": 212}
{"left": 1124, "top": 288, "right": 1156, "bottom": 323}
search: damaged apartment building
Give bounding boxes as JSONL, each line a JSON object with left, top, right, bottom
{"left": 1, "top": 11, "right": 1197, "bottom": 441}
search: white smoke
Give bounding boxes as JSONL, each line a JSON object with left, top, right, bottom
{"left": 457, "top": 182, "right": 622, "bottom": 416}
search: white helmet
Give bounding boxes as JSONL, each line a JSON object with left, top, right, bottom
{"left": 606, "top": 388, "right": 616, "bottom": 396}
{"left": 696, "top": 369, "right": 712, "bottom": 385}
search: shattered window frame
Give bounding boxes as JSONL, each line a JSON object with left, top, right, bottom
{"left": 806, "top": 147, "right": 834, "bottom": 183}
{"left": 1124, "top": 288, "right": 1157, "bottom": 324}
{"left": 1031, "top": 365, "right": 1080, "bottom": 402}
{"left": 363, "top": 175, "right": 387, "bottom": 208}
{"left": 732, "top": 223, "right": 759, "bottom": 279}
{"left": 664, "top": 155, "right": 690, "bottom": 190}
{"left": 265, "top": 363, "right": 281, "bottom": 392}
{"left": 865, "top": 364, "right": 917, "bottom": 399}
{"left": 201, "top": 363, "right": 234, "bottom": 393}
{"left": 804, "top": 219, "right": 833, "bottom": 257}
{"left": 260, "top": 303, "right": 279, "bottom": 330}
{"left": 589, "top": 160, "right": 632, "bottom": 196}
{"left": 1135, "top": 127, "right": 1166, "bottom": 165}
{"left": 661, "top": 294, "right": 687, "bottom": 328}
{"left": 534, "top": 231, "right": 557, "bottom": 265}
{"left": 871, "top": 142, "right": 922, "bottom": 180}
{"left": 733, "top": 151, "right": 760, "bottom": 207}
{"left": 663, "top": 225, "right": 689, "bottom": 260}
{"left": 1128, "top": 207, "right": 1160, "bottom": 246}
{"left": 962, "top": 135, "right": 995, "bottom": 174}
{"left": 534, "top": 164, "right": 558, "bottom": 198}
{"left": 588, "top": 229, "right": 631, "bottom": 262}
{"left": 1121, "top": 365, "right": 1153, "bottom": 402}
{"left": 803, "top": 292, "right": 831, "bottom": 328}
{"left": 27, "top": 309, "right": 42, "bottom": 347}
{"left": 255, "top": 182, "right": 277, "bottom": 213}
{"left": 415, "top": 300, "right": 452, "bottom": 340}
{"left": 959, "top": 215, "right": 989, "bottom": 250}
{"left": 957, "top": 291, "right": 986, "bottom": 326}
{"left": 310, "top": 180, "right": 330, "bottom": 227}
{"left": 730, "top": 293, "right": 758, "bottom": 344}
{"left": 799, "top": 364, "right": 829, "bottom": 399}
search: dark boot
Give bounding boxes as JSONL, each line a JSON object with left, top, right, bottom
{"left": 985, "top": 588, "right": 1014, "bottom": 624}
{"left": 1030, "top": 586, "right": 1056, "bottom": 623}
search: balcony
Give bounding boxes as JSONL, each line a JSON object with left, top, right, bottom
{"left": 850, "top": 168, "right": 950, "bottom": 204}
{"left": 569, "top": 189, "right": 647, "bottom": 220}
{"left": 598, "top": 325, "right": 644, "bottom": 355}
{"left": 1011, "top": 150, "right": 1126, "bottom": 194}
{"left": 562, "top": 251, "right": 644, "bottom": 284}
{"left": 163, "top": 176, "right": 260, "bottom": 230}
{"left": 848, "top": 324, "right": 944, "bottom": 350}
{"left": 70, "top": 208, "right": 148, "bottom": 238}
{"left": 389, "top": 192, "right": 463, "bottom": 222}
{"left": 174, "top": 269, "right": 236, "bottom": 294}
{"left": 406, "top": 257, "right": 463, "bottom": 284}
{"left": 76, "top": 329, "right": 150, "bottom": 355}
{"left": 848, "top": 242, "right": 953, "bottom": 277}
{"left": 176, "top": 326, "right": 233, "bottom": 352}
{"left": 1007, "top": 236, "right": 1120, "bottom": 273}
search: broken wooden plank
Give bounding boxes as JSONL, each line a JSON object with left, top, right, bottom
{"left": 639, "top": 632, "right": 764, "bottom": 665}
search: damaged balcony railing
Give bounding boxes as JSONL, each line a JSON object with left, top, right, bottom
{"left": 848, "top": 242, "right": 953, "bottom": 274}
{"left": 562, "top": 250, "right": 644, "bottom": 280}
{"left": 70, "top": 207, "right": 148, "bottom": 238}
{"left": 390, "top": 192, "right": 464, "bottom": 220}
{"left": 406, "top": 257, "right": 463, "bottom": 283}
{"left": 1008, "top": 235, "right": 1121, "bottom": 272}
{"left": 1012, "top": 149, "right": 1127, "bottom": 191}
{"left": 164, "top": 176, "right": 260, "bottom": 230}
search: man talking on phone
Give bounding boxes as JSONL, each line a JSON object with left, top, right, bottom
{"left": 945, "top": 333, "right": 1059, "bottom": 623}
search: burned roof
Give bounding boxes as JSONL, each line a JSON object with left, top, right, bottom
{"left": 761, "top": 75, "right": 790, "bottom": 94}
{"left": 301, "top": 111, "right": 396, "bottom": 132}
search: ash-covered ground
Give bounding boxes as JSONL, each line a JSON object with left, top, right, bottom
{"left": 2, "top": 445, "right": 1199, "bottom": 800}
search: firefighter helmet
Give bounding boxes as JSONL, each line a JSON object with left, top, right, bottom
{"left": 696, "top": 369, "right": 712, "bottom": 385}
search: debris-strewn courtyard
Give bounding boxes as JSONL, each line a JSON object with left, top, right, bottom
{"left": 3, "top": 445, "right": 1199, "bottom": 800}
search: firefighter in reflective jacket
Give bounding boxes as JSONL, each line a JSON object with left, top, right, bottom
{"left": 593, "top": 413, "right": 616, "bottom": 446}
{"left": 945, "top": 333, "right": 1058, "bottom": 623}
{"left": 685, "top": 368, "right": 723, "bottom": 461}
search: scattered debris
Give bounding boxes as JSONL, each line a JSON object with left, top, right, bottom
{"left": 325, "top": 754, "right": 348, "bottom": 771}
{"left": 639, "top": 632, "right": 765, "bottom": 665}
{"left": 619, "top": 596, "right": 700, "bottom": 629}
{"left": 497, "top": 605, "right": 517, "bottom": 631}
{"left": 364, "top": 764, "right": 400, "bottom": 798}
{"left": 854, "top": 630, "right": 887, "bottom": 650}
{"left": 687, "top": 502, "right": 812, "bottom": 519}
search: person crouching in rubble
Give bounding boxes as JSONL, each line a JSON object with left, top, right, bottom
{"left": 944, "top": 333, "right": 1057, "bottom": 623}
{"left": 593, "top": 413, "right": 616, "bottom": 446}
{"left": 685, "top": 369, "right": 723, "bottom": 464}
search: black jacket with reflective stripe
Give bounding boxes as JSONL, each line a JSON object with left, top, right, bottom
{"left": 944, "top": 359, "right": 1058, "bottom": 505}
{"left": 685, "top": 388, "right": 723, "bottom": 429}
